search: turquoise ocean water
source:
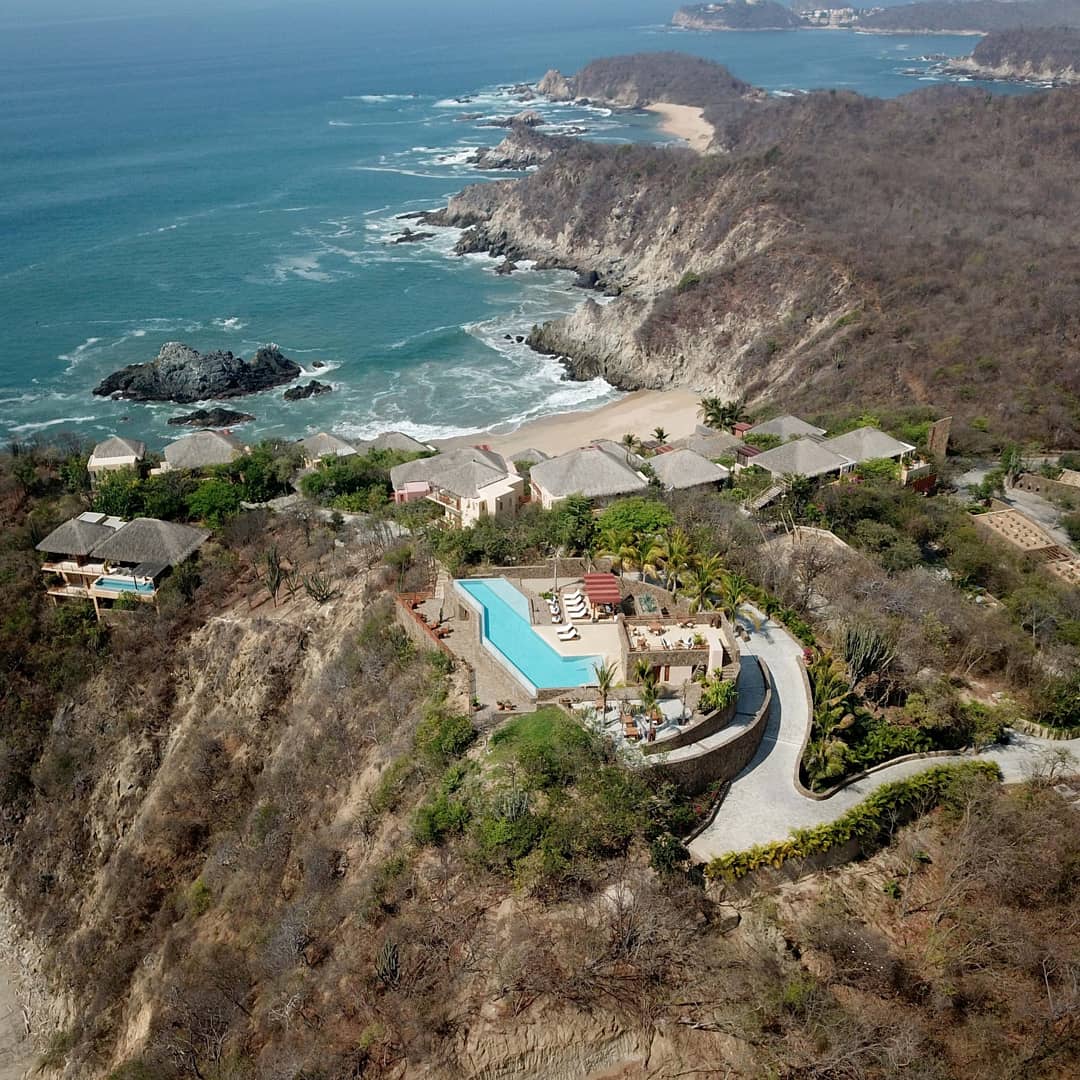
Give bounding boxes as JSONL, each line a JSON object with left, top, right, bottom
{"left": 0, "top": 2, "right": 1027, "bottom": 446}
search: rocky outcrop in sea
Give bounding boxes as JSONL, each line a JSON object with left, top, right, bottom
{"left": 283, "top": 380, "right": 333, "bottom": 401}
{"left": 93, "top": 342, "right": 301, "bottom": 403}
{"left": 167, "top": 407, "right": 256, "bottom": 427}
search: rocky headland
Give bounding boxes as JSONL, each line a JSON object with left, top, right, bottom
{"left": 467, "top": 124, "right": 571, "bottom": 170}
{"left": 672, "top": 1, "right": 801, "bottom": 31}
{"left": 853, "top": 0, "right": 1080, "bottom": 33}
{"left": 93, "top": 342, "right": 301, "bottom": 403}
{"left": 943, "top": 27, "right": 1080, "bottom": 83}
{"left": 429, "top": 53, "right": 1080, "bottom": 444}
{"left": 167, "top": 407, "right": 256, "bottom": 427}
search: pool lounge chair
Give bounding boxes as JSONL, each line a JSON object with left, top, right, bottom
{"left": 564, "top": 589, "right": 584, "bottom": 601}
{"left": 566, "top": 600, "right": 589, "bottom": 614}
{"left": 557, "top": 626, "right": 580, "bottom": 641}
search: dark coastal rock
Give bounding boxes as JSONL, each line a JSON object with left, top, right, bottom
{"left": 167, "top": 407, "right": 256, "bottom": 427}
{"left": 392, "top": 227, "right": 435, "bottom": 244}
{"left": 283, "top": 380, "right": 333, "bottom": 402}
{"left": 467, "top": 127, "right": 564, "bottom": 171}
{"left": 311, "top": 360, "right": 325, "bottom": 369}
{"left": 93, "top": 342, "right": 301, "bottom": 404}
{"left": 574, "top": 270, "right": 602, "bottom": 290}
{"left": 396, "top": 210, "right": 428, "bottom": 221}
{"left": 481, "top": 110, "right": 546, "bottom": 128}
{"left": 454, "top": 112, "right": 485, "bottom": 122}
{"left": 495, "top": 258, "right": 518, "bottom": 275}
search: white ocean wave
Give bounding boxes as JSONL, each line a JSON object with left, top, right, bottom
{"left": 59, "top": 337, "right": 102, "bottom": 373}
{"left": 347, "top": 94, "right": 418, "bottom": 103}
{"left": 328, "top": 120, "right": 353, "bottom": 127}
{"left": 213, "top": 317, "right": 246, "bottom": 332}
{"left": 9, "top": 415, "right": 101, "bottom": 434}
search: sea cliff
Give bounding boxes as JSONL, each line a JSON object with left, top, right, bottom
{"left": 944, "top": 28, "right": 1080, "bottom": 83}
{"left": 433, "top": 56, "right": 1080, "bottom": 444}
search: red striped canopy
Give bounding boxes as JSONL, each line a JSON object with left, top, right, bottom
{"left": 583, "top": 572, "right": 621, "bottom": 606}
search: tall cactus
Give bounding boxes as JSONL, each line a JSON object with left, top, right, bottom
{"left": 843, "top": 624, "right": 895, "bottom": 686}
{"left": 375, "top": 939, "right": 400, "bottom": 989}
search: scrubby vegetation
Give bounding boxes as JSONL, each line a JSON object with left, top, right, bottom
{"left": 1, "top": 438, "right": 1078, "bottom": 1077}
{"left": 464, "top": 58, "right": 1080, "bottom": 445}
{"left": 858, "top": 0, "right": 1080, "bottom": 33}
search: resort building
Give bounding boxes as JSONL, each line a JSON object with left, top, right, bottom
{"left": 819, "top": 426, "right": 916, "bottom": 466}
{"left": 389, "top": 446, "right": 523, "bottom": 527}
{"left": 300, "top": 432, "right": 356, "bottom": 465}
{"left": 37, "top": 513, "right": 209, "bottom": 618}
{"left": 158, "top": 430, "right": 246, "bottom": 473}
{"left": 354, "top": 431, "right": 434, "bottom": 455}
{"left": 87, "top": 436, "right": 146, "bottom": 485}
{"left": 649, "top": 448, "right": 729, "bottom": 492}
{"left": 509, "top": 448, "right": 550, "bottom": 467}
{"left": 749, "top": 425, "right": 919, "bottom": 482}
{"left": 750, "top": 437, "right": 849, "bottom": 481}
{"left": 745, "top": 414, "right": 827, "bottom": 441}
{"left": 528, "top": 443, "right": 649, "bottom": 509}
{"left": 677, "top": 428, "right": 746, "bottom": 460}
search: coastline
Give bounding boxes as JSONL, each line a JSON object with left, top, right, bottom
{"left": 437, "top": 389, "right": 704, "bottom": 457}
{"left": 644, "top": 102, "right": 714, "bottom": 152}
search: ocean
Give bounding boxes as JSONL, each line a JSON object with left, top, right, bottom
{"left": 0, "top": 1, "right": 1029, "bottom": 447}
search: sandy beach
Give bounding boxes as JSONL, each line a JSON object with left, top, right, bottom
{"left": 645, "top": 102, "right": 715, "bottom": 153}
{"left": 439, "top": 389, "right": 704, "bottom": 458}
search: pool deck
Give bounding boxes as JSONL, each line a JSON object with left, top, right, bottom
{"left": 532, "top": 622, "right": 624, "bottom": 679}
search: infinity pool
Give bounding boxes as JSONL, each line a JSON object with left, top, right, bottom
{"left": 95, "top": 577, "right": 156, "bottom": 594}
{"left": 456, "top": 578, "right": 600, "bottom": 694}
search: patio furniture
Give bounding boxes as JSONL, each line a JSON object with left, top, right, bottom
{"left": 623, "top": 719, "right": 640, "bottom": 740}
{"left": 557, "top": 626, "right": 580, "bottom": 641}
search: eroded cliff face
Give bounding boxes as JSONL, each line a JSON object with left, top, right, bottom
{"left": 945, "top": 56, "right": 1080, "bottom": 84}
{"left": 441, "top": 150, "right": 856, "bottom": 402}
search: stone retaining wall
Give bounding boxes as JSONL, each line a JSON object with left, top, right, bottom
{"left": 651, "top": 657, "right": 772, "bottom": 795}
{"left": 1013, "top": 472, "right": 1080, "bottom": 504}
{"left": 641, "top": 695, "right": 738, "bottom": 755}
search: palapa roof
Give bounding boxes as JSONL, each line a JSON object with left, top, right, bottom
{"left": 676, "top": 430, "right": 744, "bottom": 459}
{"left": 751, "top": 438, "right": 849, "bottom": 479}
{"left": 510, "top": 448, "right": 550, "bottom": 466}
{"left": 529, "top": 444, "right": 647, "bottom": 500}
{"left": 91, "top": 518, "right": 210, "bottom": 567}
{"left": 390, "top": 446, "right": 514, "bottom": 499}
{"left": 820, "top": 426, "right": 915, "bottom": 464}
{"left": 746, "top": 414, "right": 826, "bottom": 441}
{"left": 301, "top": 432, "right": 356, "bottom": 460}
{"left": 164, "top": 429, "right": 245, "bottom": 470}
{"left": 356, "top": 431, "right": 433, "bottom": 454}
{"left": 88, "top": 436, "right": 146, "bottom": 466}
{"left": 649, "top": 448, "right": 730, "bottom": 490}
{"left": 36, "top": 516, "right": 121, "bottom": 557}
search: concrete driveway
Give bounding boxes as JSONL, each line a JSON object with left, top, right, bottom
{"left": 689, "top": 609, "right": 1080, "bottom": 863}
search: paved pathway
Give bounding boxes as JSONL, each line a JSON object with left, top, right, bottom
{"left": 689, "top": 610, "right": 1080, "bottom": 863}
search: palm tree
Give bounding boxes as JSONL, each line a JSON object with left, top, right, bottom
{"left": 698, "top": 396, "right": 748, "bottom": 433}
{"left": 620, "top": 432, "right": 640, "bottom": 454}
{"left": 719, "top": 570, "right": 753, "bottom": 624}
{"left": 644, "top": 526, "right": 693, "bottom": 594}
{"left": 698, "top": 396, "right": 726, "bottom": 430}
{"left": 632, "top": 657, "right": 656, "bottom": 689}
{"left": 598, "top": 526, "right": 643, "bottom": 576}
{"left": 652, "top": 426, "right": 668, "bottom": 443}
{"left": 593, "top": 659, "right": 617, "bottom": 718}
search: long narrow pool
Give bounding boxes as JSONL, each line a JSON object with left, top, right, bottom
{"left": 456, "top": 578, "right": 600, "bottom": 694}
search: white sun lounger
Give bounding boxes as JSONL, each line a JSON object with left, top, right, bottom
{"left": 557, "top": 626, "right": 580, "bottom": 641}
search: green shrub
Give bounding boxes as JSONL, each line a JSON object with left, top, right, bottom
{"left": 414, "top": 707, "right": 476, "bottom": 768}
{"left": 185, "top": 878, "right": 212, "bottom": 917}
{"left": 675, "top": 270, "right": 702, "bottom": 293}
{"left": 706, "top": 761, "right": 1002, "bottom": 882}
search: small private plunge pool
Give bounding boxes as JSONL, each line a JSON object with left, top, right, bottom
{"left": 456, "top": 578, "right": 600, "bottom": 695}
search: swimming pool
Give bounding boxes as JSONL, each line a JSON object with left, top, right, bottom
{"left": 94, "top": 577, "right": 156, "bottom": 595}
{"left": 456, "top": 578, "right": 601, "bottom": 694}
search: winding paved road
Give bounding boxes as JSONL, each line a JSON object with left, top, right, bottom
{"left": 689, "top": 610, "right": 1080, "bottom": 863}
